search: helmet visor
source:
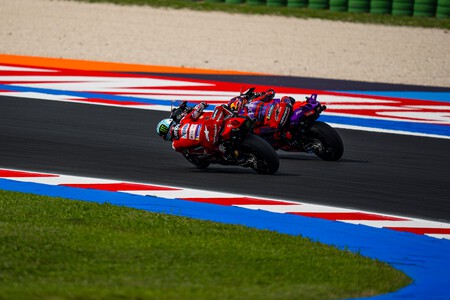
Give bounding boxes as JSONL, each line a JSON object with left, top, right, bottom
{"left": 164, "top": 128, "right": 173, "bottom": 141}
{"left": 164, "top": 121, "right": 175, "bottom": 141}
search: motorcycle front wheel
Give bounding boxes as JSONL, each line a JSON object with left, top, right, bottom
{"left": 240, "top": 134, "right": 279, "bottom": 175}
{"left": 306, "top": 121, "right": 344, "bottom": 161}
{"left": 184, "top": 154, "right": 210, "bottom": 169}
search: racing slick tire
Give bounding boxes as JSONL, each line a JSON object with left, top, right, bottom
{"left": 184, "top": 154, "right": 210, "bottom": 169}
{"left": 308, "top": 121, "right": 344, "bottom": 161}
{"left": 240, "top": 134, "right": 280, "bottom": 175}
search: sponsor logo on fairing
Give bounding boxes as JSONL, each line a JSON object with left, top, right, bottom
{"left": 204, "top": 126, "right": 210, "bottom": 142}
{"left": 188, "top": 124, "right": 202, "bottom": 140}
{"left": 195, "top": 124, "right": 202, "bottom": 140}
{"left": 213, "top": 124, "right": 218, "bottom": 144}
{"left": 267, "top": 104, "right": 275, "bottom": 120}
{"left": 280, "top": 108, "right": 290, "bottom": 126}
{"left": 181, "top": 124, "right": 189, "bottom": 139}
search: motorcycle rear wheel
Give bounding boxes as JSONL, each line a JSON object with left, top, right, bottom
{"left": 307, "top": 121, "right": 344, "bottom": 161}
{"left": 240, "top": 134, "right": 279, "bottom": 175}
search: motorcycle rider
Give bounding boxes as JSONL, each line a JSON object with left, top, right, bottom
{"left": 228, "top": 88, "right": 295, "bottom": 138}
{"left": 156, "top": 101, "right": 233, "bottom": 155}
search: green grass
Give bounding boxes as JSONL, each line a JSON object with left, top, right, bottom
{"left": 0, "top": 190, "right": 410, "bottom": 300}
{"left": 71, "top": 0, "right": 450, "bottom": 29}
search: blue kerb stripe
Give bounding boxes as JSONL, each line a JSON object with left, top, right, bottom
{"left": 331, "top": 91, "right": 450, "bottom": 103}
{"left": 321, "top": 115, "right": 450, "bottom": 137}
{"left": 1, "top": 178, "right": 450, "bottom": 300}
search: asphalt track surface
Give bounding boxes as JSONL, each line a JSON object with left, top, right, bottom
{"left": 1, "top": 92, "right": 449, "bottom": 223}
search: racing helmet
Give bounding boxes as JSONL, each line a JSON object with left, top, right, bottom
{"left": 228, "top": 96, "right": 247, "bottom": 112}
{"left": 156, "top": 118, "right": 174, "bottom": 141}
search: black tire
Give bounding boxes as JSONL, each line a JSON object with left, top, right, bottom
{"left": 240, "top": 134, "right": 279, "bottom": 175}
{"left": 184, "top": 154, "right": 210, "bottom": 169}
{"left": 307, "top": 121, "right": 344, "bottom": 161}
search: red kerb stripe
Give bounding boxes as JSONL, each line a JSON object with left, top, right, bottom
{"left": 60, "top": 183, "right": 180, "bottom": 192}
{"left": 182, "top": 197, "right": 297, "bottom": 206}
{"left": 0, "top": 169, "right": 57, "bottom": 177}
{"left": 288, "top": 212, "right": 408, "bottom": 221}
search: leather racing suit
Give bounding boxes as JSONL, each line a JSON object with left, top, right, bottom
{"left": 228, "top": 89, "right": 294, "bottom": 136}
{"left": 171, "top": 103, "right": 231, "bottom": 154}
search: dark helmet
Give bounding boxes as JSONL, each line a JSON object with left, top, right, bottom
{"left": 228, "top": 96, "right": 248, "bottom": 112}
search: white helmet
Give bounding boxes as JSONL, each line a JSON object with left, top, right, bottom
{"left": 156, "top": 118, "right": 174, "bottom": 141}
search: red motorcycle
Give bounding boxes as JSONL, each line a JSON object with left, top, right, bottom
{"left": 237, "top": 88, "right": 344, "bottom": 161}
{"left": 167, "top": 101, "right": 279, "bottom": 175}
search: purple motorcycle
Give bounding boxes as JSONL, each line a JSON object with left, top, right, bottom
{"left": 240, "top": 88, "right": 344, "bottom": 161}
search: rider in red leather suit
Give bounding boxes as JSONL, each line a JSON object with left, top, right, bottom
{"left": 228, "top": 88, "right": 295, "bottom": 137}
{"left": 157, "top": 102, "right": 232, "bottom": 154}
